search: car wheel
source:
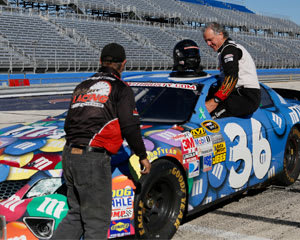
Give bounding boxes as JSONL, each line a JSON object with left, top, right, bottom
{"left": 277, "top": 127, "right": 300, "bottom": 186}
{"left": 134, "top": 159, "right": 187, "bottom": 239}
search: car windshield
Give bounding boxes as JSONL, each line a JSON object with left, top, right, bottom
{"left": 129, "top": 82, "right": 203, "bottom": 124}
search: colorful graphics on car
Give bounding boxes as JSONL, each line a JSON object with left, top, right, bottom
{"left": 128, "top": 115, "right": 287, "bottom": 212}
{"left": 0, "top": 94, "right": 297, "bottom": 239}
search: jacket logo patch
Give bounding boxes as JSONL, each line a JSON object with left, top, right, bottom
{"left": 224, "top": 54, "right": 234, "bottom": 63}
{"left": 71, "top": 81, "right": 111, "bottom": 108}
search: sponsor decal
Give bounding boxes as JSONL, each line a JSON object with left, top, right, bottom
{"left": 172, "top": 131, "right": 190, "bottom": 140}
{"left": 213, "top": 142, "right": 226, "bottom": 156}
{"left": 170, "top": 167, "right": 186, "bottom": 230}
{"left": 112, "top": 196, "right": 133, "bottom": 209}
{"left": 111, "top": 209, "right": 133, "bottom": 220}
{"left": 127, "top": 82, "right": 197, "bottom": 90}
{"left": 211, "top": 133, "right": 225, "bottom": 144}
{"left": 199, "top": 107, "right": 207, "bottom": 120}
{"left": 213, "top": 152, "right": 226, "bottom": 164}
{"left": 137, "top": 200, "right": 145, "bottom": 236}
{"left": 147, "top": 147, "right": 177, "bottom": 161}
{"left": 194, "top": 136, "right": 213, "bottom": 157}
{"left": 224, "top": 54, "right": 234, "bottom": 63}
{"left": 174, "top": 197, "right": 186, "bottom": 230}
{"left": 171, "top": 167, "right": 186, "bottom": 194}
{"left": 190, "top": 127, "right": 207, "bottom": 138}
{"left": 73, "top": 81, "right": 111, "bottom": 104}
{"left": 109, "top": 219, "right": 131, "bottom": 238}
{"left": 188, "top": 160, "right": 200, "bottom": 178}
{"left": 201, "top": 120, "right": 220, "bottom": 133}
{"left": 183, "top": 152, "right": 198, "bottom": 163}
{"left": 202, "top": 154, "right": 213, "bottom": 172}
{"left": 181, "top": 132, "right": 197, "bottom": 156}
{"left": 112, "top": 188, "right": 134, "bottom": 198}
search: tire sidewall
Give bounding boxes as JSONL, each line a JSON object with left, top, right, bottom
{"left": 134, "top": 159, "right": 187, "bottom": 239}
{"left": 281, "top": 127, "right": 300, "bottom": 185}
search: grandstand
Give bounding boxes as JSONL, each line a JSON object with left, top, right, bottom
{"left": 0, "top": 0, "right": 299, "bottom": 73}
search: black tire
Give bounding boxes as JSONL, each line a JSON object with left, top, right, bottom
{"left": 134, "top": 159, "right": 187, "bottom": 239}
{"left": 276, "top": 127, "right": 300, "bottom": 186}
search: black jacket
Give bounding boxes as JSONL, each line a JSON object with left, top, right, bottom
{"left": 64, "top": 66, "right": 147, "bottom": 159}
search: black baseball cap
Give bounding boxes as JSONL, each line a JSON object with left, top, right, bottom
{"left": 100, "top": 43, "right": 126, "bottom": 63}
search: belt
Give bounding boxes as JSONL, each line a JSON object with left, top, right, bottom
{"left": 66, "top": 143, "right": 107, "bottom": 154}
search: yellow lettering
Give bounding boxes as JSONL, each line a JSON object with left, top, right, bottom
{"left": 174, "top": 218, "right": 180, "bottom": 229}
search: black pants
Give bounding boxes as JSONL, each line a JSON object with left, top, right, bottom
{"left": 51, "top": 145, "right": 112, "bottom": 240}
{"left": 211, "top": 87, "right": 261, "bottom": 119}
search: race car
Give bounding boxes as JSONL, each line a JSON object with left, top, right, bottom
{"left": 1, "top": 71, "right": 300, "bottom": 239}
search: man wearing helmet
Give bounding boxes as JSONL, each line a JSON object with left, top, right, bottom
{"left": 203, "top": 22, "right": 261, "bottom": 119}
{"left": 170, "top": 39, "right": 207, "bottom": 78}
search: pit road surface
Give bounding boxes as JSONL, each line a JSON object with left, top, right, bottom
{"left": 1, "top": 81, "right": 300, "bottom": 240}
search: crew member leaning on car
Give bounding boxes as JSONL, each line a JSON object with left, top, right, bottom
{"left": 51, "top": 43, "right": 150, "bottom": 240}
{"left": 203, "top": 22, "right": 261, "bottom": 119}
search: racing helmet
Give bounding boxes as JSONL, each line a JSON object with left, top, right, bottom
{"left": 173, "top": 39, "right": 201, "bottom": 71}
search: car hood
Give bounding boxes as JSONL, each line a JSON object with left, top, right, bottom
{"left": 0, "top": 112, "right": 182, "bottom": 182}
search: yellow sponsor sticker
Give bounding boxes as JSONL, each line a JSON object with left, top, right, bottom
{"left": 213, "top": 142, "right": 226, "bottom": 155}
{"left": 213, "top": 152, "right": 226, "bottom": 164}
{"left": 190, "top": 127, "right": 207, "bottom": 138}
{"left": 201, "top": 120, "right": 220, "bottom": 133}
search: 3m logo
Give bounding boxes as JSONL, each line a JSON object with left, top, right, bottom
{"left": 37, "top": 197, "right": 65, "bottom": 218}
{"left": 182, "top": 137, "right": 196, "bottom": 154}
{"left": 32, "top": 157, "right": 52, "bottom": 170}
{"left": 0, "top": 195, "right": 25, "bottom": 212}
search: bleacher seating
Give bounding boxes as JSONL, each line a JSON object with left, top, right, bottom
{"left": 0, "top": 0, "right": 299, "bottom": 73}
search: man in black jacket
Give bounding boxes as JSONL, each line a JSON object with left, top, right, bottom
{"left": 52, "top": 43, "right": 150, "bottom": 239}
{"left": 203, "top": 22, "right": 261, "bottom": 119}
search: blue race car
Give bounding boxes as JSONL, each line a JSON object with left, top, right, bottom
{"left": 1, "top": 72, "right": 300, "bottom": 239}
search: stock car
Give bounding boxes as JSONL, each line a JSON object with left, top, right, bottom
{"left": 1, "top": 71, "right": 300, "bottom": 239}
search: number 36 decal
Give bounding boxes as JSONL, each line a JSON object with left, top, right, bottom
{"left": 224, "top": 118, "right": 272, "bottom": 189}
